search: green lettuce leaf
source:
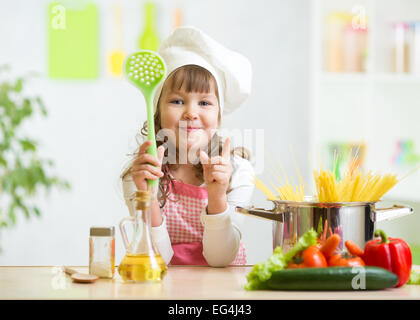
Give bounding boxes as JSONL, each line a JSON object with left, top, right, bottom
{"left": 408, "top": 270, "right": 420, "bottom": 285}
{"left": 245, "top": 228, "right": 318, "bottom": 290}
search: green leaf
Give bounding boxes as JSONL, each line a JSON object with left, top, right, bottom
{"left": 283, "top": 228, "right": 318, "bottom": 262}
{"left": 8, "top": 204, "right": 16, "bottom": 226}
{"left": 244, "top": 228, "right": 318, "bottom": 290}
{"left": 35, "top": 97, "right": 48, "bottom": 116}
{"left": 62, "top": 181, "right": 71, "bottom": 190}
{"left": 33, "top": 207, "right": 41, "bottom": 217}
{"left": 13, "top": 195, "right": 30, "bottom": 220}
{"left": 14, "top": 78, "right": 23, "bottom": 92}
{"left": 19, "top": 139, "right": 37, "bottom": 152}
{"left": 0, "top": 209, "right": 8, "bottom": 228}
{"left": 408, "top": 270, "right": 420, "bottom": 285}
{"left": 21, "top": 204, "right": 30, "bottom": 220}
{"left": 0, "top": 156, "right": 7, "bottom": 167}
{"left": 22, "top": 98, "right": 33, "bottom": 118}
{"left": 0, "top": 69, "right": 70, "bottom": 231}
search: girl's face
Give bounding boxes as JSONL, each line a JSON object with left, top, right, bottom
{"left": 159, "top": 78, "right": 220, "bottom": 158}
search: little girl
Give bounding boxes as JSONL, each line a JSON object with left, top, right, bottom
{"left": 121, "top": 26, "right": 254, "bottom": 267}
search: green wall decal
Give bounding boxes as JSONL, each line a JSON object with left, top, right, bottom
{"left": 48, "top": 2, "right": 99, "bottom": 79}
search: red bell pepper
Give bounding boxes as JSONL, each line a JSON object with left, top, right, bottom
{"left": 364, "top": 229, "right": 412, "bottom": 287}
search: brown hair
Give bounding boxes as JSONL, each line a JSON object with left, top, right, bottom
{"left": 122, "top": 65, "right": 251, "bottom": 208}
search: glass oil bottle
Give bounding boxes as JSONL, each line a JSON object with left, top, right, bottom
{"left": 118, "top": 189, "right": 167, "bottom": 283}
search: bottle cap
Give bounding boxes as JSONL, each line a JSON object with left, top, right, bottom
{"left": 135, "top": 190, "right": 152, "bottom": 201}
{"left": 90, "top": 226, "right": 115, "bottom": 237}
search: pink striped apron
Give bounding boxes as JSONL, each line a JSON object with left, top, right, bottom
{"left": 161, "top": 174, "right": 247, "bottom": 266}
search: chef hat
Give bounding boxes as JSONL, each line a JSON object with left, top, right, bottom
{"left": 153, "top": 26, "right": 252, "bottom": 116}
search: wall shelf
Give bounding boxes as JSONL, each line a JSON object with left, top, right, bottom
{"left": 310, "top": 0, "right": 420, "bottom": 203}
{"left": 319, "top": 72, "right": 420, "bottom": 83}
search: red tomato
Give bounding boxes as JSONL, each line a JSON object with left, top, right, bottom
{"left": 287, "top": 245, "right": 328, "bottom": 269}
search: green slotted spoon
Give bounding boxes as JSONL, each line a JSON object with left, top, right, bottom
{"left": 124, "top": 50, "right": 166, "bottom": 193}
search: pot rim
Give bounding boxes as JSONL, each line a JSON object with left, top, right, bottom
{"left": 269, "top": 197, "right": 377, "bottom": 208}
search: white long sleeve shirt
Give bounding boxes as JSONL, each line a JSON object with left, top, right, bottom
{"left": 121, "top": 155, "right": 255, "bottom": 267}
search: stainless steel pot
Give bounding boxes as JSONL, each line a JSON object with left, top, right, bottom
{"left": 236, "top": 199, "right": 413, "bottom": 252}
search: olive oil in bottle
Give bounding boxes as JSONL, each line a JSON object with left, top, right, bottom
{"left": 118, "top": 190, "right": 168, "bottom": 283}
{"left": 118, "top": 253, "right": 167, "bottom": 282}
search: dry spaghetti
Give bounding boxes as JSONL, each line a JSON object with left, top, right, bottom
{"left": 313, "top": 167, "right": 399, "bottom": 203}
{"left": 312, "top": 149, "right": 402, "bottom": 202}
{"left": 254, "top": 148, "right": 414, "bottom": 203}
{"left": 253, "top": 149, "right": 305, "bottom": 201}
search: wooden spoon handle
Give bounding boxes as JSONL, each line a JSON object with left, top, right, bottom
{"left": 63, "top": 267, "right": 79, "bottom": 276}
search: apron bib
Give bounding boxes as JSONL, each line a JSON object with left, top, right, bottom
{"left": 162, "top": 175, "right": 246, "bottom": 266}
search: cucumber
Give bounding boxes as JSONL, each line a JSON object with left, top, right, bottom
{"left": 266, "top": 267, "right": 398, "bottom": 291}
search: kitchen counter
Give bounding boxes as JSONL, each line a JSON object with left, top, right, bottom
{"left": 1, "top": 265, "right": 420, "bottom": 300}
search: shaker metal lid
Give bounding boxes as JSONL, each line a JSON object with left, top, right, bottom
{"left": 90, "top": 226, "right": 115, "bottom": 237}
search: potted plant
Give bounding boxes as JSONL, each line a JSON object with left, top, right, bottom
{"left": 0, "top": 66, "right": 70, "bottom": 252}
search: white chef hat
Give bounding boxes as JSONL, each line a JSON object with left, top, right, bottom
{"left": 153, "top": 26, "right": 252, "bottom": 116}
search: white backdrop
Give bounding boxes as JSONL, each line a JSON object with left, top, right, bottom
{"left": 0, "top": 0, "right": 311, "bottom": 265}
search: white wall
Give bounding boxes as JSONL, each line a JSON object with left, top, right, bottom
{"left": 0, "top": 0, "right": 311, "bottom": 265}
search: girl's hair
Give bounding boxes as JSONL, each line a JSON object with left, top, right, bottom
{"left": 121, "top": 64, "right": 251, "bottom": 208}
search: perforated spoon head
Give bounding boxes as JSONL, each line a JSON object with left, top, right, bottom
{"left": 124, "top": 50, "right": 166, "bottom": 100}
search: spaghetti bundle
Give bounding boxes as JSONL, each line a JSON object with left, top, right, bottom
{"left": 253, "top": 173, "right": 305, "bottom": 202}
{"left": 253, "top": 149, "right": 305, "bottom": 201}
{"left": 313, "top": 167, "right": 399, "bottom": 202}
{"left": 254, "top": 149, "right": 412, "bottom": 203}
{"left": 253, "top": 176, "right": 277, "bottom": 200}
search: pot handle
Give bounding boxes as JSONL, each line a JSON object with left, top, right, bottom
{"left": 373, "top": 204, "right": 413, "bottom": 222}
{"left": 235, "top": 206, "right": 284, "bottom": 221}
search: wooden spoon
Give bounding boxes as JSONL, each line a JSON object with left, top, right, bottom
{"left": 63, "top": 267, "right": 99, "bottom": 283}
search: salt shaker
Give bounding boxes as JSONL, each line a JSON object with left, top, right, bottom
{"left": 89, "top": 226, "right": 115, "bottom": 278}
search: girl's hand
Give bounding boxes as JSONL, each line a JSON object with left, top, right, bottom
{"left": 131, "top": 140, "right": 165, "bottom": 191}
{"left": 199, "top": 137, "right": 232, "bottom": 198}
